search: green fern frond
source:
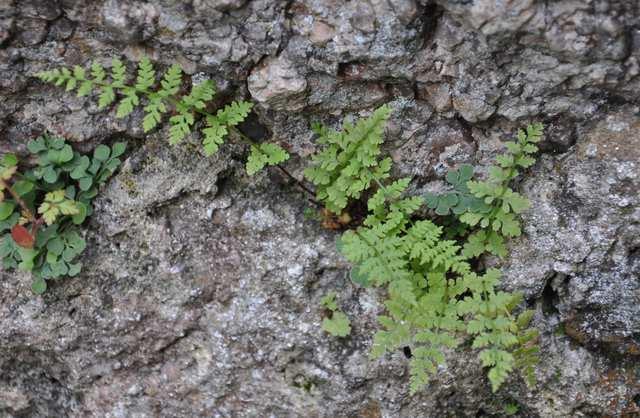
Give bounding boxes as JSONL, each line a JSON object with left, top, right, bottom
{"left": 110, "top": 58, "right": 127, "bottom": 88}
{"left": 169, "top": 112, "right": 194, "bottom": 144}
{"left": 201, "top": 101, "right": 253, "bottom": 156}
{"left": 34, "top": 57, "right": 262, "bottom": 173}
{"left": 142, "top": 96, "right": 167, "bottom": 132}
{"left": 135, "top": 57, "right": 155, "bottom": 91}
{"left": 246, "top": 143, "right": 290, "bottom": 176}
{"left": 115, "top": 88, "right": 139, "bottom": 118}
{"left": 304, "top": 105, "right": 392, "bottom": 213}
{"left": 324, "top": 114, "right": 543, "bottom": 394}
{"left": 202, "top": 118, "right": 228, "bottom": 156}
{"left": 216, "top": 101, "right": 253, "bottom": 126}
{"left": 159, "top": 64, "right": 182, "bottom": 97}
{"left": 182, "top": 80, "right": 215, "bottom": 110}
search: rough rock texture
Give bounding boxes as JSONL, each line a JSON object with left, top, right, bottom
{"left": 1, "top": 0, "right": 639, "bottom": 417}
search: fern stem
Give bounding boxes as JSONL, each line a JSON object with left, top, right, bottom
{"left": 373, "top": 178, "right": 388, "bottom": 193}
{"left": 0, "top": 179, "right": 36, "bottom": 222}
{"left": 223, "top": 124, "right": 319, "bottom": 202}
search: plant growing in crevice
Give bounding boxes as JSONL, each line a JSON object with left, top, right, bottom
{"left": 36, "top": 57, "right": 289, "bottom": 175}
{"left": 304, "top": 105, "right": 392, "bottom": 214}
{"left": 503, "top": 402, "right": 520, "bottom": 416}
{"left": 341, "top": 182, "right": 536, "bottom": 393}
{"left": 424, "top": 164, "right": 490, "bottom": 217}
{"left": 307, "top": 106, "right": 542, "bottom": 394}
{"left": 320, "top": 291, "right": 352, "bottom": 337}
{"left": 0, "top": 134, "right": 124, "bottom": 293}
{"left": 459, "top": 124, "right": 542, "bottom": 258}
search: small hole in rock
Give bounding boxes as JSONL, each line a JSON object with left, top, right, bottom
{"left": 237, "top": 111, "right": 269, "bottom": 142}
{"left": 402, "top": 346, "right": 412, "bottom": 358}
{"left": 541, "top": 283, "right": 559, "bottom": 315}
{"left": 541, "top": 274, "right": 563, "bottom": 316}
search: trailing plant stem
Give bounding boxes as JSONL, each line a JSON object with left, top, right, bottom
{"left": 0, "top": 179, "right": 35, "bottom": 222}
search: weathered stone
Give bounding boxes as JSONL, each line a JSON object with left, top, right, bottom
{"left": 101, "top": 0, "right": 158, "bottom": 43}
{"left": 452, "top": 91, "right": 496, "bottom": 123}
{"left": 18, "top": 0, "right": 61, "bottom": 20}
{"left": 194, "top": 0, "right": 248, "bottom": 12}
{"left": 418, "top": 82, "right": 453, "bottom": 113}
{"left": 309, "top": 20, "right": 335, "bottom": 46}
{"left": 0, "top": 19, "right": 11, "bottom": 46}
{"left": 47, "top": 17, "right": 75, "bottom": 41}
{"left": 505, "top": 107, "right": 640, "bottom": 356}
{"left": 248, "top": 55, "right": 307, "bottom": 110}
{"left": 14, "top": 18, "right": 48, "bottom": 46}
{"left": 1, "top": 0, "right": 640, "bottom": 416}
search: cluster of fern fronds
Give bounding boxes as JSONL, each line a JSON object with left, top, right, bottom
{"left": 307, "top": 105, "right": 542, "bottom": 394}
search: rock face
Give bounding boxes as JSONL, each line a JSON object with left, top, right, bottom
{"left": 1, "top": 0, "right": 639, "bottom": 417}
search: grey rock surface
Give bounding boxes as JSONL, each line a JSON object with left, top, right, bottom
{"left": 1, "top": 0, "right": 639, "bottom": 417}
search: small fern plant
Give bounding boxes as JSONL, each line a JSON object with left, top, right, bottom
{"left": 460, "top": 124, "right": 542, "bottom": 258}
{"left": 426, "top": 124, "right": 543, "bottom": 258}
{"left": 308, "top": 105, "right": 541, "bottom": 394}
{"left": 320, "top": 292, "right": 352, "bottom": 337}
{"left": 0, "top": 134, "right": 124, "bottom": 293}
{"left": 304, "top": 105, "right": 392, "bottom": 214}
{"left": 36, "top": 57, "right": 288, "bottom": 175}
{"left": 340, "top": 181, "right": 537, "bottom": 393}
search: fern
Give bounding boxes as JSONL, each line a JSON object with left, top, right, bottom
{"left": 36, "top": 57, "right": 288, "bottom": 175}
{"left": 246, "top": 143, "right": 290, "bottom": 176}
{"left": 342, "top": 181, "right": 532, "bottom": 393}
{"left": 459, "top": 124, "right": 542, "bottom": 257}
{"left": 309, "top": 108, "right": 541, "bottom": 394}
{"left": 425, "top": 124, "right": 543, "bottom": 258}
{"left": 38, "top": 189, "right": 80, "bottom": 225}
{"left": 304, "top": 106, "right": 393, "bottom": 213}
{"left": 320, "top": 291, "right": 352, "bottom": 337}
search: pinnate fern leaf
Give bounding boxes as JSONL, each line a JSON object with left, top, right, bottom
{"left": 202, "top": 101, "right": 253, "bottom": 156}
{"left": 34, "top": 57, "right": 258, "bottom": 171}
{"left": 216, "top": 101, "right": 253, "bottom": 126}
{"left": 322, "top": 311, "right": 351, "bottom": 337}
{"left": 246, "top": 143, "right": 290, "bottom": 176}
{"left": 305, "top": 105, "right": 392, "bottom": 213}
{"left": 135, "top": 57, "right": 155, "bottom": 91}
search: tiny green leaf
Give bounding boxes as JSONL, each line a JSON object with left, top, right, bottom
{"left": 0, "top": 202, "right": 15, "bottom": 221}
{"left": 93, "top": 145, "right": 111, "bottom": 161}
{"left": 322, "top": 312, "right": 351, "bottom": 337}
{"left": 32, "top": 278, "right": 47, "bottom": 294}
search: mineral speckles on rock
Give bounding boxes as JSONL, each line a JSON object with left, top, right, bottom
{"left": 194, "top": 0, "right": 249, "bottom": 12}
{"left": 248, "top": 55, "right": 308, "bottom": 110}
{"left": 101, "top": 0, "right": 158, "bottom": 43}
{"left": 506, "top": 107, "right": 640, "bottom": 357}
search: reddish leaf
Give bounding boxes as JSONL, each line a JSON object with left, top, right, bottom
{"left": 11, "top": 225, "right": 35, "bottom": 249}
